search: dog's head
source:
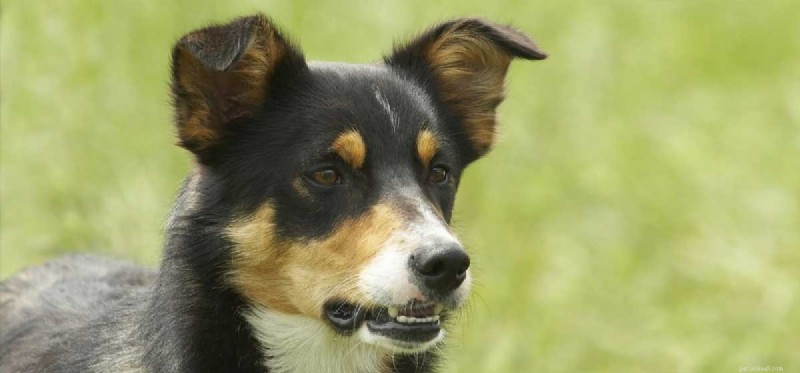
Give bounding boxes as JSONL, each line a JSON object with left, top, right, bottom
{"left": 170, "top": 14, "right": 545, "bottom": 353}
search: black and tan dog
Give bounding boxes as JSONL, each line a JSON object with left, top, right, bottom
{"left": 0, "top": 14, "right": 545, "bottom": 373}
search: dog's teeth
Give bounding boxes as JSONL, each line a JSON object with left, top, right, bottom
{"left": 394, "top": 313, "right": 439, "bottom": 324}
{"left": 434, "top": 304, "right": 443, "bottom": 315}
{"left": 388, "top": 307, "right": 399, "bottom": 318}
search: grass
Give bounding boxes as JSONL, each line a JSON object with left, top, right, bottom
{"left": 2, "top": 1, "right": 799, "bottom": 372}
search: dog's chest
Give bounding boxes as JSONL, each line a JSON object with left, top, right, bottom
{"left": 244, "top": 307, "right": 387, "bottom": 373}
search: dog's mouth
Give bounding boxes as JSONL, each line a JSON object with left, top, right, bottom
{"left": 323, "top": 300, "right": 443, "bottom": 345}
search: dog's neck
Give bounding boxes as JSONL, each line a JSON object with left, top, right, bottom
{"left": 142, "top": 239, "right": 267, "bottom": 372}
{"left": 141, "top": 176, "right": 266, "bottom": 372}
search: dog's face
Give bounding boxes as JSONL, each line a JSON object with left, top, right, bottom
{"left": 170, "top": 15, "right": 544, "bottom": 353}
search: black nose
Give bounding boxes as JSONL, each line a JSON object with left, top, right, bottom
{"left": 412, "top": 245, "right": 470, "bottom": 293}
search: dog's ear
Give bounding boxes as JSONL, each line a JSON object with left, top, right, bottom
{"left": 386, "top": 18, "right": 546, "bottom": 161}
{"left": 171, "top": 14, "right": 305, "bottom": 158}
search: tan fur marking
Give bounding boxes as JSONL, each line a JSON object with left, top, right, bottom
{"left": 174, "top": 16, "right": 287, "bottom": 151}
{"left": 226, "top": 204, "right": 298, "bottom": 314}
{"left": 331, "top": 130, "right": 367, "bottom": 169}
{"left": 422, "top": 22, "right": 513, "bottom": 154}
{"left": 416, "top": 130, "right": 439, "bottom": 167}
{"left": 227, "top": 203, "right": 403, "bottom": 318}
{"left": 291, "top": 177, "right": 311, "bottom": 199}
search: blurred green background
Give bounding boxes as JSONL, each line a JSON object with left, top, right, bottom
{"left": 2, "top": 1, "right": 799, "bottom": 372}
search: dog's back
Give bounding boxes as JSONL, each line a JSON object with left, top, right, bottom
{"left": 0, "top": 255, "right": 154, "bottom": 372}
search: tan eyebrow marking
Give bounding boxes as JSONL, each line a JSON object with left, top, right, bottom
{"left": 416, "top": 129, "right": 439, "bottom": 167}
{"left": 331, "top": 130, "right": 367, "bottom": 169}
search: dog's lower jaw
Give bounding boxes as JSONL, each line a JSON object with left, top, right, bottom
{"left": 357, "top": 326, "right": 445, "bottom": 354}
{"left": 244, "top": 306, "right": 441, "bottom": 373}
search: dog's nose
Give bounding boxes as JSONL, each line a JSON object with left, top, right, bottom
{"left": 412, "top": 244, "right": 470, "bottom": 293}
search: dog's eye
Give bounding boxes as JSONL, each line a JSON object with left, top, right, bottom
{"left": 309, "top": 168, "right": 342, "bottom": 186}
{"left": 429, "top": 166, "right": 449, "bottom": 184}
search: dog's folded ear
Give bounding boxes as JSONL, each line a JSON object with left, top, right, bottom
{"left": 386, "top": 19, "right": 546, "bottom": 161}
{"left": 171, "top": 14, "right": 305, "bottom": 158}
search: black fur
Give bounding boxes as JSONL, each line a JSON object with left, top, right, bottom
{"left": 1, "top": 14, "right": 545, "bottom": 373}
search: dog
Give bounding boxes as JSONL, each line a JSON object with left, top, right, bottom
{"left": 0, "top": 13, "right": 545, "bottom": 373}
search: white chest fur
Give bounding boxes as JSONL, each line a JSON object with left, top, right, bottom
{"left": 244, "top": 307, "right": 387, "bottom": 373}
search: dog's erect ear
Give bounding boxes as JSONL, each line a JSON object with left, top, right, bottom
{"left": 171, "top": 14, "right": 305, "bottom": 157}
{"left": 386, "top": 18, "right": 546, "bottom": 160}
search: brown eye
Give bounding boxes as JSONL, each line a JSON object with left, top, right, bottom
{"left": 429, "top": 166, "right": 449, "bottom": 184}
{"left": 309, "top": 168, "right": 341, "bottom": 186}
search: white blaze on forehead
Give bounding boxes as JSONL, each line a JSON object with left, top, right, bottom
{"left": 373, "top": 87, "right": 399, "bottom": 133}
{"left": 307, "top": 61, "right": 438, "bottom": 132}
